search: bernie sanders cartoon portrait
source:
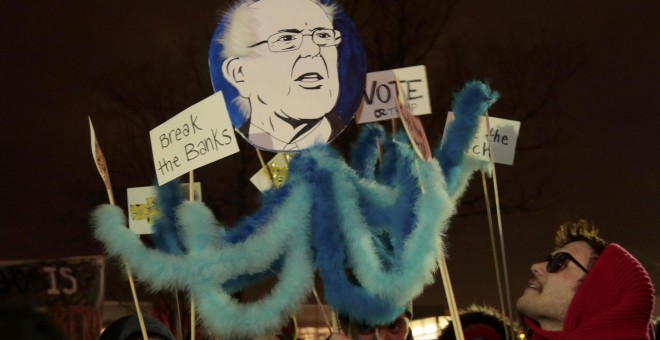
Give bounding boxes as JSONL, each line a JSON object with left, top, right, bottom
{"left": 209, "top": 0, "right": 366, "bottom": 152}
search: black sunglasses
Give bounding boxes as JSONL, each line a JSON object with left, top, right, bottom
{"left": 546, "top": 252, "right": 589, "bottom": 274}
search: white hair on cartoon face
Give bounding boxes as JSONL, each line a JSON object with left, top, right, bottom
{"left": 218, "top": 0, "right": 255, "bottom": 58}
{"left": 217, "top": 0, "right": 338, "bottom": 120}
{"left": 219, "top": 0, "right": 337, "bottom": 58}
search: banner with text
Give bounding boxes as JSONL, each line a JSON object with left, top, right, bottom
{"left": 356, "top": 65, "right": 432, "bottom": 124}
{"left": 0, "top": 256, "right": 105, "bottom": 340}
{"left": 150, "top": 91, "right": 239, "bottom": 185}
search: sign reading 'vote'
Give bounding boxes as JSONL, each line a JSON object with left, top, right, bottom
{"left": 357, "top": 65, "right": 432, "bottom": 124}
{"left": 150, "top": 92, "right": 239, "bottom": 185}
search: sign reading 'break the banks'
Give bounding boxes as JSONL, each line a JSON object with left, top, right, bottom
{"left": 150, "top": 92, "right": 239, "bottom": 185}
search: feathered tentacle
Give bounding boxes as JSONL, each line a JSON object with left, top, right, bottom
{"left": 350, "top": 124, "right": 386, "bottom": 180}
{"left": 189, "top": 156, "right": 320, "bottom": 338}
{"left": 435, "top": 81, "right": 499, "bottom": 198}
{"left": 333, "top": 141, "right": 453, "bottom": 307}
{"left": 310, "top": 163, "right": 407, "bottom": 325}
{"left": 175, "top": 184, "right": 311, "bottom": 281}
{"left": 91, "top": 204, "right": 192, "bottom": 289}
{"left": 304, "top": 137, "right": 452, "bottom": 318}
{"left": 151, "top": 179, "right": 186, "bottom": 254}
{"left": 191, "top": 185, "right": 314, "bottom": 338}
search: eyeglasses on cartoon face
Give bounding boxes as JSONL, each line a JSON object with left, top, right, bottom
{"left": 545, "top": 251, "right": 589, "bottom": 274}
{"left": 248, "top": 28, "right": 342, "bottom": 52}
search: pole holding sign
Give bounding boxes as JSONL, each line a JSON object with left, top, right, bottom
{"left": 89, "top": 117, "right": 149, "bottom": 340}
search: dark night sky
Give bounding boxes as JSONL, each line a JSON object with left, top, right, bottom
{"left": 1, "top": 0, "right": 659, "bottom": 319}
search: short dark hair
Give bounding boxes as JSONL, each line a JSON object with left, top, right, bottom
{"left": 554, "top": 220, "right": 608, "bottom": 266}
{"left": 0, "top": 304, "right": 66, "bottom": 340}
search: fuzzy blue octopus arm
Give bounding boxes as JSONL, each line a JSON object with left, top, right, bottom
{"left": 305, "top": 157, "right": 408, "bottom": 325}
{"left": 303, "top": 141, "right": 452, "bottom": 312}
{"left": 171, "top": 184, "right": 312, "bottom": 280}
{"left": 348, "top": 131, "right": 428, "bottom": 270}
{"left": 151, "top": 179, "right": 295, "bottom": 252}
{"left": 91, "top": 175, "right": 313, "bottom": 289}
{"left": 435, "top": 81, "right": 499, "bottom": 199}
{"left": 189, "top": 219, "right": 314, "bottom": 339}
{"left": 221, "top": 259, "right": 283, "bottom": 295}
{"left": 91, "top": 204, "right": 196, "bottom": 290}
{"left": 146, "top": 179, "right": 274, "bottom": 294}
{"left": 331, "top": 149, "right": 453, "bottom": 308}
{"left": 181, "top": 180, "right": 316, "bottom": 339}
{"left": 149, "top": 179, "right": 295, "bottom": 293}
{"left": 348, "top": 128, "right": 421, "bottom": 239}
{"left": 350, "top": 124, "right": 386, "bottom": 180}
{"left": 151, "top": 179, "right": 186, "bottom": 255}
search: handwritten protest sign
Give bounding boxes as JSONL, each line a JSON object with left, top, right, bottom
{"left": 444, "top": 112, "right": 521, "bottom": 165}
{"left": 395, "top": 77, "right": 432, "bottom": 162}
{"left": 127, "top": 183, "right": 202, "bottom": 234}
{"left": 356, "top": 65, "right": 431, "bottom": 124}
{"left": 150, "top": 92, "right": 239, "bottom": 185}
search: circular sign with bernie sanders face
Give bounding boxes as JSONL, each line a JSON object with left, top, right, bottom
{"left": 209, "top": 0, "right": 366, "bottom": 152}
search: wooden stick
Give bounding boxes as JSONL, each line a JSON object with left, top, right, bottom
{"left": 107, "top": 187, "right": 149, "bottom": 340}
{"left": 174, "top": 292, "right": 183, "bottom": 340}
{"left": 107, "top": 185, "right": 149, "bottom": 340}
{"left": 189, "top": 171, "right": 195, "bottom": 201}
{"left": 312, "top": 288, "right": 333, "bottom": 334}
{"left": 331, "top": 311, "right": 339, "bottom": 334}
{"left": 89, "top": 117, "right": 149, "bottom": 340}
{"left": 124, "top": 264, "right": 149, "bottom": 340}
{"left": 483, "top": 113, "right": 516, "bottom": 340}
{"left": 189, "top": 170, "right": 196, "bottom": 340}
{"left": 256, "top": 149, "right": 273, "bottom": 181}
{"left": 438, "top": 256, "right": 464, "bottom": 340}
{"left": 391, "top": 108, "right": 461, "bottom": 338}
{"left": 481, "top": 172, "right": 511, "bottom": 340}
{"left": 191, "top": 299, "right": 197, "bottom": 340}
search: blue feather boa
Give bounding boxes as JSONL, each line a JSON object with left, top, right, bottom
{"left": 91, "top": 81, "right": 498, "bottom": 337}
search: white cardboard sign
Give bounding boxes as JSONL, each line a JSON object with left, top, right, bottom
{"left": 356, "top": 65, "right": 431, "bottom": 124}
{"left": 150, "top": 92, "right": 239, "bottom": 185}
{"left": 250, "top": 153, "right": 294, "bottom": 192}
{"left": 127, "top": 183, "right": 202, "bottom": 234}
{"left": 444, "top": 112, "right": 521, "bottom": 165}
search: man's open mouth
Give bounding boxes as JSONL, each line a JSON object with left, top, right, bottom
{"left": 528, "top": 279, "right": 542, "bottom": 292}
{"left": 295, "top": 72, "right": 324, "bottom": 82}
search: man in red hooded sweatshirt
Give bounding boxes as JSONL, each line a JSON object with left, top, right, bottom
{"left": 516, "top": 220, "right": 655, "bottom": 340}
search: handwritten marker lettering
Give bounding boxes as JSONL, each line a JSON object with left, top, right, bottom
{"left": 150, "top": 91, "right": 240, "bottom": 185}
